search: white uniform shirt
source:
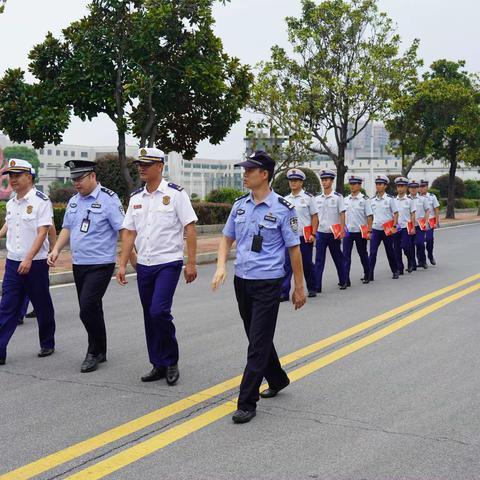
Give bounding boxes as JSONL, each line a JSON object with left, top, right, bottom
{"left": 344, "top": 193, "right": 373, "bottom": 232}
{"left": 371, "top": 194, "right": 398, "bottom": 230}
{"left": 122, "top": 179, "right": 198, "bottom": 266}
{"left": 422, "top": 192, "right": 440, "bottom": 211}
{"left": 410, "top": 194, "right": 430, "bottom": 221}
{"left": 5, "top": 188, "right": 53, "bottom": 261}
{"left": 284, "top": 189, "right": 318, "bottom": 235}
{"left": 315, "top": 191, "right": 346, "bottom": 233}
{"left": 395, "top": 195, "right": 416, "bottom": 228}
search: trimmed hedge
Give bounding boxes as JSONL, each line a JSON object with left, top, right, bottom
{"left": 205, "top": 188, "right": 244, "bottom": 205}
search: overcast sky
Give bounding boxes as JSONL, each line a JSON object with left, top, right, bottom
{"left": 1, "top": 0, "right": 479, "bottom": 159}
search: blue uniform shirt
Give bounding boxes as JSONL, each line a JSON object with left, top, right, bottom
{"left": 223, "top": 190, "right": 300, "bottom": 280}
{"left": 62, "top": 183, "right": 125, "bottom": 265}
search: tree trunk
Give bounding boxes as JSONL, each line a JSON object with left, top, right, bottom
{"left": 335, "top": 144, "right": 348, "bottom": 194}
{"left": 446, "top": 149, "right": 457, "bottom": 219}
{"left": 117, "top": 129, "right": 136, "bottom": 192}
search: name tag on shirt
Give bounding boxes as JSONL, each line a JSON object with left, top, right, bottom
{"left": 91, "top": 203, "right": 101, "bottom": 209}
{"left": 264, "top": 214, "right": 277, "bottom": 223}
{"left": 133, "top": 204, "right": 142, "bottom": 210}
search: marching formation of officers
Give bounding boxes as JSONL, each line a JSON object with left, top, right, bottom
{"left": 0, "top": 149, "right": 440, "bottom": 425}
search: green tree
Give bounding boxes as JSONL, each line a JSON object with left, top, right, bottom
{"left": 414, "top": 60, "right": 480, "bottom": 218}
{"left": 463, "top": 179, "right": 480, "bottom": 200}
{"left": 0, "top": 1, "right": 6, "bottom": 14}
{"left": 432, "top": 174, "right": 465, "bottom": 198}
{"left": 249, "top": 0, "right": 420, "bottom": 193}
{"left": 205, "top": 188, "right": 245, "bottom": 205}
{"left": 0, "top": 0, "right": 251, "bottom": 192}
{"left": 2, "top": 146, "right": 40, "bottom": 177}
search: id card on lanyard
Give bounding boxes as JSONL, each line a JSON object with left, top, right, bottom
{"left": 80, "top": 210, "right": 91, "bottom": 233}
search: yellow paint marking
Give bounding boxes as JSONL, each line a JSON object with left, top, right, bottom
{"left": 1, "top": 273, "right": 479, "bottom": 480}
{"left": 65, "top": 282, "right": 480, "bottom": 479}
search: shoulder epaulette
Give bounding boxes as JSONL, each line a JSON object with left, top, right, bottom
{"left": 278, "top": 197, "right": 294, "bottom": 210}
{"left": 304, "top": 191, "right": 313, "bottom": 197}
{"left": 101, "top": 186, "right": 115, "bottom": 197}
{"left": 387, "top": 194, "right": 394, "bottom": 198}
{"left": 130, "top": 187, "right": 144, "bottom": 197}
{"left": 362, "top": 194, "right": 370, "bottom": 199}
{"left": 168, "top": 182, "right": 184, "bottom": 192}
{"left": 36, "top": 191, "right": 48, "bottom": 201}
{"left": 234, "top": 193, "right": 249, "bottom": 203}
{"left": 334, "top": 191, "right": 342, "bottom": 196}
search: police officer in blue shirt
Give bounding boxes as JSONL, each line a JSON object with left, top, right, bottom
{"left": 0, "top": 159, "right": 56, "bottom": 365}
{"left": 48, "top": 160, "right": 125, "bottom": 372}
{"left": 369, "top": 175, "right": 399, "bottom": 281}
{"left": 212, "top": 151, "right": 306, "bottom": 424}
{"left": 343, "top": 175, "right": 373, "bottom": 285}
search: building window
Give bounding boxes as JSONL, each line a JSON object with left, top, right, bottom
{"left": 47, "top": 149, "right": 52, "bottom": 156}
{"left": 359, "top": 162, "right": 362, "bottom": 167}
{"left": 39, "top": 163, "right": 44, "bottom": 168}
{"left": 63, "top": 150, "right": 68, "bottom": 156}
{"left": 71, "top": 151, "right": 75, "bottom": 157}
{"left": 56, "top": 150, "right": 60, "bottom": 156}
{"left": 80, "top": 152, "right": 88, "bottom": 158}
{"left": 39, "top": 149, "right": 44, "bottom": 155}
{"left": 394, "top": 162, "right": 398, "bottom": 168}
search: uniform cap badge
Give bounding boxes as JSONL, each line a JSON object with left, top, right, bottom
{"left": 140, "top": 148, "right": 147, "bottom": 156}
{"left": 26, "top": 205, "right": 33, "bottom": 214}
{"left": 9, "top": 160, "right": 16, "bottom": 167}
{"left": 163, "top": 195, "right": 170, "bottom": 206}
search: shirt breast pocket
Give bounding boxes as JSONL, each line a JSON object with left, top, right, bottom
{"left": 260, "top": 222, "right": 279, "bottom": 244}
{"left": 21, "top": 212, "right": 37, "bottom": 230}
{"left": 89, "top": 208, "right": 106, "bottom": 225}
{"left": 234, "top": 215, "right": 246, "bottom": 236}
{"left": 156, "top": 205, "right": 176, "bottom": 226}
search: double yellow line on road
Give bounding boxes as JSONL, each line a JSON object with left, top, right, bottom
{"left": 2, "top": 273, "right": 480, "bottom": 480}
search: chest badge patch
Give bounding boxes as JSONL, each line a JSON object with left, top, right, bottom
{"left": 163, "top": 196, "right": 171, "bottom": 206}
{"left": 133, "top": 204, "right": 142, "bottom": 210}
{"left": 26, "top": 205, "right": 33, "bottom": 214}
{"left": 91, "top": 203, "right": 101, "bottom": 209}
{"left": 264, "top": 213, "right": 277, "bottom": 223}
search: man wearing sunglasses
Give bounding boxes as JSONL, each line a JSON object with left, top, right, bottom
{"left": 48, "top": 160, "right": 125, "bottom": 373}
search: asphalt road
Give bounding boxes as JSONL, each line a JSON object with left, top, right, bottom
{"left": 1, "top": 224, "right": 480, "bottom": 480}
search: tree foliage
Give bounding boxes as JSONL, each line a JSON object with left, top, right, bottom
{"left": 432, "top": 174, "right": 465, "bottom": 198}
{"left": 205, "top": 188, "right": 245, "bottom": 205}
{"left": 249, "top": 0, "right": 420, "bottom": 193}
{"left": 0, "top": 0, "right": 252, "bottom": 192}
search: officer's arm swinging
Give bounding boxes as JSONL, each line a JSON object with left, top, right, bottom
{"left": 211, "top": 235, "right": 235, "bottom": 291}
{"left": 47, "top": 228, "right": 70, "bottom": 267}
{"left": 0, "top": 222, "right": 7, "bottom": 238}
{"left": 18, "top": 225, "right": 49, "bottom": 275}
{"left": 288, "top": 245, "right": 306, "bottom": 310}
{"left": 116, "top": 229, "right": 137, "bottom": 285}
{"left": 184, "top": 222, "right": 197, "bottom": 284}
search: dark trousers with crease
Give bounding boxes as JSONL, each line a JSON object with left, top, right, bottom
{"left": 281, "top": 236, "right": 316, "bottom": 296}
{"left": 136, "top": 261, "right": 183, "bottom": 368}
{"left": 314, "top": 232, "right": 346, "bottom": 291}
{"left": 73, "top": 263, "right": 115, "bottom": 357}
{"left": 425, "top": 228, "right": 435, "bottom": 260}
{"left": 0, "top": 259, "right": 55, "bottom": 359}
{"left": 234, "top": 276, "right": 289, "bottom": 412}
{"left": 368, "top": 229, "right": 398, "bottom": 279}
{"left": 343, "top": 232, "right": 369, "bottom": 282}
{"left": 415, "top": 226, "right": 427, "bottom": 265}
{"left": 393, "top": 228, "right": 415, "bottom": 273}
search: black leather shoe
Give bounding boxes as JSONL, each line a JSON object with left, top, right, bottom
{"left": 429, "top": 256, "right": 436, "bottom": 265}
{"left": 308, "top": 291, "right": 317, "bottom": 298}
{"left": 407, "top": 266, "right": 413, "bottom": 273}
{"left": 232, "top": 409, "right": 256, "bottom": 424}
{"left": 81, "top": 353, "right": 101, "bottom": 373}
{"left": 339, "top": 283, "right": 348, "bottom": 290}
{"left": 166, "top": 364, "right": 180, "bottom": 386}
{"left": 18, "top": 317, "right": 24, "bottom": 325}
{"left": 279, "top": 296, "right": 289, "bottom": 302}
{"left": 0, "top": 358, "right": 5, "bottom": 365}
{"left": 361, "top": 277, "right": 370, "bottom": 284}
{"left": 260, "top": 379, "right": 290, "bottom": 398}
{"left": 421, "top": 263, "right": 428, "bottom": 269}
{"left": 141, "top": 366, "right": 166, "bottom": 382}
{"left": 392, "top": 272, "right": 399, "bottom": 279}
{"left": 346, "top": 281, "right": 351, "bottom": 287}
{"left": 399, "top": 270, "right": 404, "bottom": 275}
{"left": 38, "top": 348, "right": 54, "bottom": 358}
{"left": 25, "top": 310, "right": 37, "bottom": 319}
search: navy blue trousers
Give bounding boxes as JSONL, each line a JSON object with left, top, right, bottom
{"left": 368, "top": 229, "right": 398, "bottom": 279}
{"left": 415, "top": 226, "right": 427, "bottom": 265}
{"left": 136, "top": 261, "right": 183, "bottom": 368}
{"left": 425, "top": 228, "right": 435, "bottom": 259}
{"left": 393, "top": 228, "right": 415, "bottom": 273}
{"left": 343, "top": 232, "right": 369, "bottom": 282}
{"left": 19, "top": 295, "right": 29, "bottom": 319}
{"left": 0, "top": 259, "right": 55, "bottom": 359}
{"left": 281, "top": 236, "right": 316, "bottom": 296}
{"left": 234, "top": 276, "right": 289, "bottom": 412}
{"left": 314, "top": 232, "right": 346, "bottom": 292}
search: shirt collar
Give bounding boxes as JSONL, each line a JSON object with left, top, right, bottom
{"left": 246, "top": 189, "right": 274, "bottom": 207}
{"left": 14, "top": 187, "right": 35, "bottom": 203}
{"left": 323, "top": 190, "right": 335, "bottom": 198}
{"left": 142, "top": 178, "right": 168, "bottom": 195}
{"left": 81, "top": 183, "right": 101, "bottom": 200}
{"left": 290, "top": 189, "right": 304, "bottom": 198}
